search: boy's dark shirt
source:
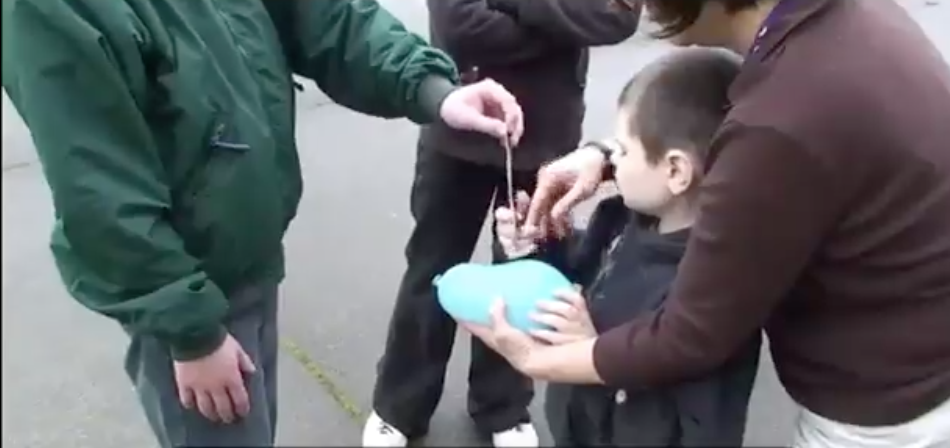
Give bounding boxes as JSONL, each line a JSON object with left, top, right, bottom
{"left": 532, "top": 196, "right": 760, "bottom": 446}
{"left": 591, "top": 0, "right": 950, "bottom": 426}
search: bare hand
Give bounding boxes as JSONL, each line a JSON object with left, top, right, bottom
{"left": 440, "top": 79, "right": 524, "bottom": 145}
{"left": 495, "top": 191, "right": 541, "bottom": 258}
{"left": 174, "top": 333, "right": 256, "bottom": 424}
{"left": 529, "top": 287, "right": 597, "bottom": 345}
{"left": 461, "top": 299, "right": 546, "bottom": 373}
{"left": 525, "top": 147, "right": 607, "bottom": 238}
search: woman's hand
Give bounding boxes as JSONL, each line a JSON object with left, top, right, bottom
{"left": 461, "top": 300, "right": 547, "bottom": 374}
{"left": 462, "top": 299, "right": 604, "bottom": 383}
{"left": 529, "top": 288, "right": 597, "bottom": 345}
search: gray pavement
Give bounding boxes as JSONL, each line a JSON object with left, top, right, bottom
{"left": 3, "top": 1, "right": 948, "bottom": 447}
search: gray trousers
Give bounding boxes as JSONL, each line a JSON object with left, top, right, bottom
{"left": 123, "top": 282, "right": 279, "bottom": 448}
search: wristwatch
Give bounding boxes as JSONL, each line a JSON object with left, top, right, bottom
{"left": 581, "top": 140, "right": 616, "bottom": 181}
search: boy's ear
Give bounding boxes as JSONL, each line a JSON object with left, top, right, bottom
{"left": 665, "top": 149, "right": 695, "bottom": 195}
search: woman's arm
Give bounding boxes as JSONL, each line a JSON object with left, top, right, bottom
{"left": 496, "top": 125, "right": 835, "bottom": 389}
{"left": 592, "top": 125, "right": 835, "bottom": 389}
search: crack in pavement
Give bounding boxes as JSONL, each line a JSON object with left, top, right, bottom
{"left": 280, "top": 337, "right": 367, "bottom": 423}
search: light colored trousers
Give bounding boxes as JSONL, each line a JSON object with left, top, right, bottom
{"left": 793, "top": 398, "right": 950, "bottom": 448}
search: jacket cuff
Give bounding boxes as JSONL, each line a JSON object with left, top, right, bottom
{"left": 416, "top": 76, "right": 458, "bottom": 124}
{"left": 168, "top": 325, "right": 228, "bottom": 361}
{"left": 592, "top": 319, "right": 648, "bottom": 388}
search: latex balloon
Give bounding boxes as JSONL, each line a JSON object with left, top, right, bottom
{"left": 434, "top": 259, "right": 573, "bottom": 332}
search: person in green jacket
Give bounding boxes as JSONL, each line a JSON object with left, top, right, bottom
{"left": 1, "top": 0, "right": 524, "bottom": 446}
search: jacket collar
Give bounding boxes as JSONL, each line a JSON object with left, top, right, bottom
{"left": 729, "top": 0, "right": 837, "bottom": 102}
{"left": 753, "top": 0, "right": 835, "bottom": 58}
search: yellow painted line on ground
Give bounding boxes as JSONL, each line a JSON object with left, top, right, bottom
{"left": 280, "top": 337, "right": 367, "bottom": 422}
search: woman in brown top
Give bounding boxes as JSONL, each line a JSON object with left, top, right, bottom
{"left": 463, "top": 1, "right": 950, "bottom": 447}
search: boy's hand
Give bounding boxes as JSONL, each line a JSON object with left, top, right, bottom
{"left": 529, "top": 287, "right": 597, "bottom": 345}
{"left": 495, "top": 191, "right": 541, "bottom": 258}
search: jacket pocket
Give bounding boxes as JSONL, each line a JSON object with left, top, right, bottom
{"left": 208, "top": 111, "right": 253, "bottom": 151}
{"left": 175, "top": 116, "right": 269, "bottom": 283}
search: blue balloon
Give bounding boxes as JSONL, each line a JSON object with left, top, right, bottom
{"left": 434, "top": 259, "right": 573, "bottom": 332}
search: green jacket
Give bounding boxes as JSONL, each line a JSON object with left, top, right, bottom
{"left": 2, "top": 0, "right": 458, "bottom": 359}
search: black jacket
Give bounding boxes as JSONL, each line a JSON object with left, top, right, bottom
{"left": 421, "top": 0, "right": 641, "bottom": 169}
{"left": 527, "top": 197, "right": 762, "bottom": 446}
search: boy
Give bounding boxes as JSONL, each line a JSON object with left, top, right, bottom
{"left": 495, "top": 48, "right": 762, "bottom": 446}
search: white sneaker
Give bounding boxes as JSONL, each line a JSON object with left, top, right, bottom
{"left": 362, "top": 411, "right": 408, "bottom": 447}
{"left": 492, "top": 423, "right": 539, "bottom": 447}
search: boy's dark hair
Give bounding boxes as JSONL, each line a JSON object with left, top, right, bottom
{"left": 617, "top": 48, "right": 741, "bottom": 166}
{"left": 645, "top": 0, "right": 763, "bottom": 38}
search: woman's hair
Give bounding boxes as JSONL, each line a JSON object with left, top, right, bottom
{"left": 645, "top": 0, "right": 762, "bottom": 38}
{"left": 617, "top": 48, "right": 742, "bottom": 166}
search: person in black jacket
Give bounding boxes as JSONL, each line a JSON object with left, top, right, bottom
{"left": 494, "top": 48, "right": 762, "bottom": 447}
{"left": 365, "top": 0, "right": 641, "bottom": 446}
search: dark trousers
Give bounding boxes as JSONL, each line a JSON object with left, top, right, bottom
{"left": 124, "top": 282, "right": 280, "bottom": 448}
{"left": 372, "top": 144, "right": 537, "bottom": 437}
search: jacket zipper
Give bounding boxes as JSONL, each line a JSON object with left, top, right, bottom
{"left": 210, "top": 122, "right": 250, "bottom": 151}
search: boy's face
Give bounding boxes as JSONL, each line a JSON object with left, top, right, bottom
{"left": 611, "top": 109, "right": 697, "bottom": 215}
